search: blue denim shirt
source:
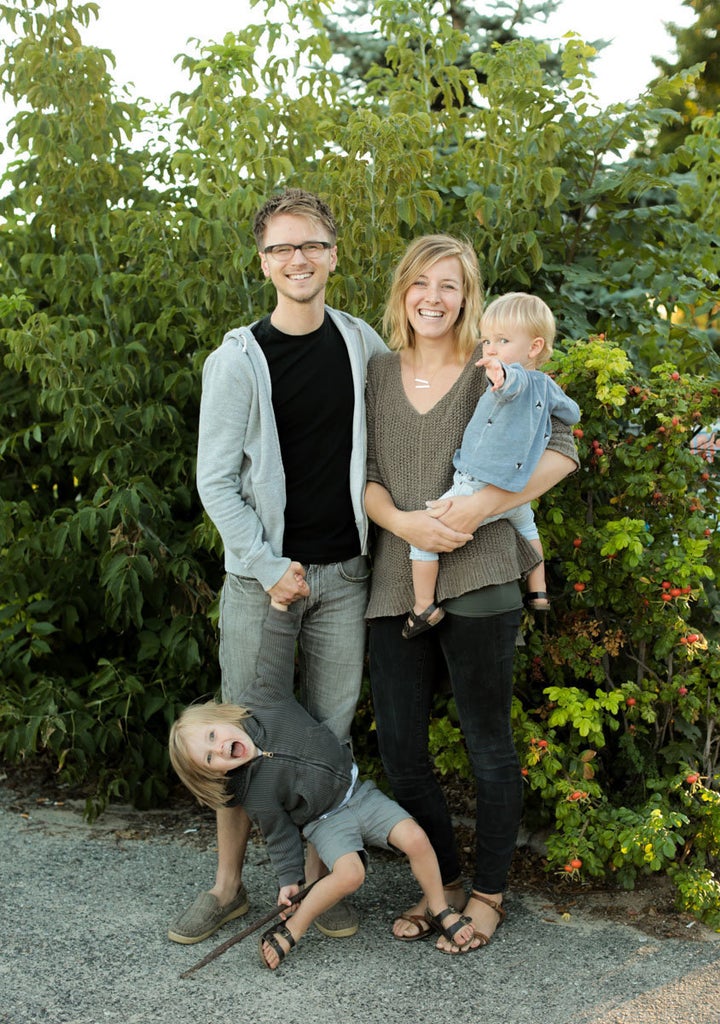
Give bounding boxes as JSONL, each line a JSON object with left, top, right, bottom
{"left": 452, "top": 363, "right": 581, "bottom": 492}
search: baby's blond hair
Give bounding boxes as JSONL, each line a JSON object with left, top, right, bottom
{"left": 481, "top": 292, "right": 556, "bottom": 368}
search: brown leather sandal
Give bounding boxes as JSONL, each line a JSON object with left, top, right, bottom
{"left": 425, "top": 906, "right": 476, "bottom": 953}
{"left": 392, "top": 878, "right": 465, "bottom": 941}
{"left": 402, "top": 603, "right": 445, "bottom": 640}
{"left": 465, "top": 891, "right": 506, "bottom": 946}
{"left": 392, "top": 912, "right": 433, "bottom": 942}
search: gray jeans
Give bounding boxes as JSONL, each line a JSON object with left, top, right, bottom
{"left": 218, "top": 556, "right": 370, "bottom": 743}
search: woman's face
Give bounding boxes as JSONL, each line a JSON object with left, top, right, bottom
{"left": 404, "top": 256, "right": 465, "bottom": 345}
{"left": 183, "top": 720, "right": 256, "bottom": 775}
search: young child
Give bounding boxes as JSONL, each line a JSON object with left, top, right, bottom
{"left": 169, "top": 603, "right": 479, "bottom": 969}
{"left": 404, "top": 292, "right": 581, "bottom": 639}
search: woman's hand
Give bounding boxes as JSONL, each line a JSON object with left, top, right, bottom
{"left": 426, "top": 491, "right": 489, "bottom": 534}
{"left": 365, "top": 481, "right": 473, "bottom": 553}
{"left": 394, "top": 507, "right": 473, "bottom": 553}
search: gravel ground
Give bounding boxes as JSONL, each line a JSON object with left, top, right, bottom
{"left": 2, "top": 772, "right": 720, "bottom": 1024}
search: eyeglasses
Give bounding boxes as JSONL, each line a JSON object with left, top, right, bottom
{"left": 262, "top": 241, "right": 334, "bottom": 262}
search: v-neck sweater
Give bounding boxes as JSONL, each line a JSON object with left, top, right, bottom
{"left": 365, "top": 347, "right": 578, "bottom": 619}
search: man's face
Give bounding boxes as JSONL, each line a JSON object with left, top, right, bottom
{"left": 259, "top": 213, "right": 337, "bottom": 306}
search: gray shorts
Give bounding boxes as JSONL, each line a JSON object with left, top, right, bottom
{"left": 303, "top": 779, "right": 410, "bottom": 871}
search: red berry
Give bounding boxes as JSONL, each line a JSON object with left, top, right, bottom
{"left": 563, "top": 863, "right": 574, "bottom": 872}
{"left": 671, "top": 371, "right": 680, "bottom": 381}
{"left": 670, "top": 588, "right": 682, "bottom": 597}
{"left": 705, "top": 529, "right": 712, "bottom": 537}
{"left": 570, "top": 858, "right": 583, "bottom": 869}
{"left": 626, "top": 697, "right": 636, "bottom": 706}
{"left": 661, "top": 581, "right": 671, "bottom": 589}
{"left": 686, "top": 773, "right": 699, "bottom": 784}
{"left": 538, "top": 739, "right": 548, "bottom": 749}
{"left": 521, "top": 767, "right": 529, "bottom": 776}
{"left": 573, "top": 428, "right": 584, "bottom": 439}
{"left": 573, "top": 538, "right": 582, "bottom": 548}
{"left": 678, "top": 686, "right": 688, "bottom": 694}
{"left": 661, "top": 594, "right": 672, "bottom": 602}
{"left": 573, "top": 582, "right": 586, "bottom": 592}
{"left": 679, "top": 637, "right": 688, "bottom": 645}
{"left": 687, "top": 634, "right": 699, "bottom": 643}
{"left": 672, "top": 416, "right": 680, "bottom": 426}
{"left": 701, "top": 472, "right": 710, "bottom": 481}
{"left": 568, "top": 790, "right": 587, "bottom": 801}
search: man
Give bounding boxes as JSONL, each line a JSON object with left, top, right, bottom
{"left": 168, "top": 189, "right": 386, "bottom": 944}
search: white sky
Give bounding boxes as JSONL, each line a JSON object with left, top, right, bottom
{"left": 76, "top": 0, "right": 694, "bottom": 108}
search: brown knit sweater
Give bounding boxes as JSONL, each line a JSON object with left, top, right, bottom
{"left": 365, "top": 348, "right": 579, "bottom": 619}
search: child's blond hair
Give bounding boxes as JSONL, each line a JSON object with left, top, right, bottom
{"left": 481, "top": 292, "right": 556, "bottom": 368}
{"left": 169, "top": 701, "right": 252, "bottom": 810}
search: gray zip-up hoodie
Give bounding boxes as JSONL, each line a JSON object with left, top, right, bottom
{"left": 197, "top": 307, "right": 386, "bottom": 590}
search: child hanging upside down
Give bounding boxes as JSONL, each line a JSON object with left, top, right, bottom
{"left": 169, "top": 603, "right": 482, "bottom": 969}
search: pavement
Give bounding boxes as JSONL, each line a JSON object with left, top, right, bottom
{"left": 2, "top": 776, "right": 720, "bottom": 1024}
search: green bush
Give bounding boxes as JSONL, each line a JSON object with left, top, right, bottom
{"left": 509, "top": 338, "right": 719, "bottom": 925}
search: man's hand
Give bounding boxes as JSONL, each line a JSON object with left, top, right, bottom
{"left": 267, "top": 562, "right": 310, "bottom": 606}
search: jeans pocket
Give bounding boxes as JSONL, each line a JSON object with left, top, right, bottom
{"left": 337, "top": 555, "right": 371, "bottom": 583}
{"left": 225, "top": 572, "right": 260, "bottom": 595}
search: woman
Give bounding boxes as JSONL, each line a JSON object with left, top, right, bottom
{"left": 365, "top": 235, "right": 577, "bottom": 953}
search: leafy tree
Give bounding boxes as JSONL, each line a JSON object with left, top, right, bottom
{"left": 651, "top": 0, "right": 720, "bottom": 154}
{"left": 323, "top": 0, "right": 564, "bottom": 99}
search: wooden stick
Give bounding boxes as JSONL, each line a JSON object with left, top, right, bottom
{"left": 180, "top": 882, "right": 317, "bottom": 979}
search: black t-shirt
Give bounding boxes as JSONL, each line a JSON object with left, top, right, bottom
{"left": 252, "top": 314, "right": 360, "bottom": 564}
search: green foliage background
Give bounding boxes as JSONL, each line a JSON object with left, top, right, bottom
{"left": 1, "top": 0, "right": 719, "bottom": 923}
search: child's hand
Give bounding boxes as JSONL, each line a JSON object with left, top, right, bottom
{"left": 476, "top": 355, "right": 506, "bottom": 391}
{"left": 277, "top": 884, "right": 300, "bottom": 917}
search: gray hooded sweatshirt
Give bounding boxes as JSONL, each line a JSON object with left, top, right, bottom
{"left": 196, "top": 307, "right": 386, "bottom": 591}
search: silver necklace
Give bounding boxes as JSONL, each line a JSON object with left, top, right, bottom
{"left": 412, "top": 361, "right": 437, "bottom": 389}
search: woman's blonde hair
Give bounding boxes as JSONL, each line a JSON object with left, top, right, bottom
{"left": 169, "top": 701, "right": 252, "bottom": 810}
{"left": 382, "top": 235, "right": 484, "bottom": 359}
{"left": 481, "top": 292, "right": 556, "bottom": 368}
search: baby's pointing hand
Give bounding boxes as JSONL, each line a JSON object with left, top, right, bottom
{"left": 476, "top": 356, "right": 506, "bottom": 391}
